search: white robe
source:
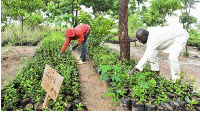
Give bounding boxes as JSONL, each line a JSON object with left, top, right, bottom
{"left": 135, "top": 26, "right": 189, "bottom": 82}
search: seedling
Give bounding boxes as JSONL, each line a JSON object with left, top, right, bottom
{"left": 76, "top": 102, "right": 83, "bottom": 111}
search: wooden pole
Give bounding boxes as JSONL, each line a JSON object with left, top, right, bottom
{"left": 42, "top": 94, "right": 50, "bottom": 109}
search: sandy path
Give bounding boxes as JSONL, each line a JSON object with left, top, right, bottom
{"left": 105, "top": 42, "right": 200, "bottom": 92}
{"left": 72, "top": 50, "right": 122, "bottom": 111}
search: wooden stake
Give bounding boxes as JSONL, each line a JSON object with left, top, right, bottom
{"left": 42, "top": 94, "right": 50, "bottom": 109}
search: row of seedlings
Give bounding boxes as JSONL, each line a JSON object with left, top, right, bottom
{"left": 1, "top": 31, "right": 49, "bottom": 47}
{"left": 188, "top": 38, "right": 200, "bottom": 51}
{"left": 1, "top": 32, "right": 85, "bottom": 111}
{"left": 86, "top": 41, "right": 200, "bottom": 111}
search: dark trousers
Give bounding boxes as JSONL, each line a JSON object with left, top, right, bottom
{"left": 81, "top": 29, "right": 90, "bottom": 62}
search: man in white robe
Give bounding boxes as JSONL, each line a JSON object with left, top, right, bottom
{"left": 129, "top": 26, "right": 189, "bottom": 83}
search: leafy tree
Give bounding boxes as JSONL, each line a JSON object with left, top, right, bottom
{"left": 71, "top": 0, "right": 81, "bottom": 27}
{"left": 80, "top": 0, "right": 147, "bottom": 17}
{"left": 59, "top": 0, "right": 74, "bottom": 27}
{"left": 179, "top": 12, "right": 197, "bottom": 29}
{"left": 181, "top": 0, "right": 199, "bottom": 56}
{"left": 181, "top": 0, "right": 199, "bottom": 31}
{"left": 1, "top": 4, "right": 12, "bottom": 32}
{"left": 135, "top": 0, "right": 147, "bottom": 5}
{"left": 128, "top": 0, "right": 137, "bottom": 15}
{"left": 189, "top": 29, "right": 200, "bottom": 39}
{"left": 80, "top": 0, "right": 118, "bottom": 14}
{"left": 140, "top": 6, "right": 164, "bottom": 27}
{"left": 195, "top": 22, "right": 200, "bottom": 30}
{"left": 76, "top": 10, "right": 92, "bottom": 25}
{"left": 128, "top": 13, "right": 144, "bottom": 36}
{"left": 150, "top": 0, "right": 181, "bottom": 26}
{"left": 46, "top": 0, "right": 64, "bottom": 30}
{"left": 1, "top": 0, "right": 44, "bottom": 37}
{"left": 24, "top": 12, "right": 45, "bottom": 30}
{"left": 77, "top": 10, "right": 117, "bottom": 46}
{"left": 42, "top": 0, "right": 53, "bottom": 7}
{"left": 45, "top": 0, "right": 80, "bottom": 28}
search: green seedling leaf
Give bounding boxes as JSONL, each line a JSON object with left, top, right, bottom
{"left": 149, "top": 78, "right": 156, "bottom": 87}
{"left": 188, "top": 99, "right": 197, "bottom": 105}
{"left": 98, "top": 65, "right": 112, "bottom": 74}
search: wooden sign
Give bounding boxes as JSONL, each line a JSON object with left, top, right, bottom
{"left": 41, "top": 64, "right": 64, "bottom": 108}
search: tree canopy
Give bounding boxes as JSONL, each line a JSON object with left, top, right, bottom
{"left": 150, "top": 0, "right": 181, "bottom": 26}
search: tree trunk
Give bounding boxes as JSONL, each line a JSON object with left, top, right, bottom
{"left": 6, "top": 20, "right": 8, "bottom": 40}
{"left": 72, "top": 0, "right": 74, "bottom": 27}
{"left": 185, "top": 0, "right": 190, "bottom": 56}
{"left": 186, "top": 4, "right": 191, "bottom": 31}
{"left": 55, "top": 22, "right": 57, "bottom": 31}
{"left": 21, "top": 16, "right": 24, "bottom": 38}
{"left": 74, "top": 0, "right": 78, "bottom": 27}
{"left": 119, "top": 0, "right": 130, "bottom": 63}
{"left": 185, "top": 0, "right": 188, "bottom": 26}
{"left": 162, "top": 15, "right": 166, "bottom": 27}
{"left": 186, "top": 5, "right": 191, "bottom": 55}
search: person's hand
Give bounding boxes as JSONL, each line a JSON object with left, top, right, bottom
{"left": 72, "top": 46, "right": 77, "bottom": 50}
{"left": 58, "top": 54, "right": 62, "bottom": 59}
{"left": 58, "top": 51, "right": 63, "bottom": 58}
{"left": 129, "top": 37, "right": 137, "bottom": 42}
{"left": 72, "top": 44, "right": 79, "bottom": 50}
{"left": 128, "top": 67, "right": 139, "bottom": 75}
{"left": 155, "top": 71, "right": 160, "bottom": 75}
{"left": 150, "top": 70, "right": 160, "bottom": 75}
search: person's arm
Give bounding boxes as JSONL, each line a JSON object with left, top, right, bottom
{"left": 129, "top": 46, "right": 157, "bottom": 75}
{"left": 61, "top": 37, "right": 71, "bottom": 51}
{"left": 135, "top": 47, "right": 156, "bottom": 71}
{"left": 129, "top": 67, "right": 140, "bottom": 75}
{"left": 59, "top": 38, "right": 71, "bottom": 58}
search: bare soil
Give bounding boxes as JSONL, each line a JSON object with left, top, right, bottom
{"left": 1, "top": 44, "right": 124, "bottom": 111}
{"left": 1, "top": 46, "right": 39, "bottom": 89}
{"left": 1, "top": 43, "right": 199, "bottom": 111}
{"left": 105, "top": 42, "right": 200, "bottom": 92}
{"left": 72, "top": 50, "right": 122, "bottom": 111}
{"left": 1, "top": 45, "right": 123, "bottom": 111}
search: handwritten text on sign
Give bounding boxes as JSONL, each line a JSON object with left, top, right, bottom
{"left": 41, "top": 64, "right": 64, "bottom": 102}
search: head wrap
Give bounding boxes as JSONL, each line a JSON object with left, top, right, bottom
{"left": 65, "top": 28, "right": 75, "bottom": 37}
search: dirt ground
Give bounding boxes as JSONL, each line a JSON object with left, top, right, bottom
{"left": 72, "top": 50, "right": 123, "bottom": 111}
{"left": 1, "top": 43, "right": 200, "bottom": 110}
{"left": 105, "top": 42, "right": 200, "bottom": 92}
{"left": 1, "top": 46, "right": 39, "bottom": 89}
{"left": 1, "top": 45, "right": 123, "bottom": 111}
